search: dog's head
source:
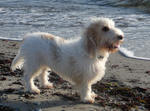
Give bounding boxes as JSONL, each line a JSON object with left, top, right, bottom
{"left": 84, "top": 17, "right": 124, "bottom": 57}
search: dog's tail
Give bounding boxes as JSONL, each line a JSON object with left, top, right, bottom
{"left": 11, "top": 50, "right": 24, "bottom": 71}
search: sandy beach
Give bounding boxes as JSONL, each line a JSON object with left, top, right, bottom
{"left": 0, "top": 39, "right": 150, "bottom": 111}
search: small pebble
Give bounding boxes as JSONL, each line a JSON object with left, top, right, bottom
{"left": 0, "top": 77, "right": 7, "bottom": 81}
{"left": 111, "top": 64, "right": 119, "bottom": 69}
{"left": 145, "top": 70, "right": 150, "bottom": 74}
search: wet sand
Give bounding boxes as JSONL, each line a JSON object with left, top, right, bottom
{"left": 0, "top": 39, "right": 150, "bottom": 111}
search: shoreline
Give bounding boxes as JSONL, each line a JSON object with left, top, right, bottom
{"left": 0, "top": 39, "right": 150, "bottom": 111}
{"left": 1, "top": 37, "right": 150, "bottom": 61}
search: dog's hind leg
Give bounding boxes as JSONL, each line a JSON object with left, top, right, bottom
{"left": 39, "top": 67, "right": 53, "bottom": 89}
{"left": 11, "top": 50, "right": 24, "bottom": 71}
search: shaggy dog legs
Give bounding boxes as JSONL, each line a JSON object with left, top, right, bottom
{"left": 23, "top": 66, "right": 53, "bottom": 94}
{"left": 24, "top": 71, "right": 41, "bottom": 94}
{"left": 79, "top": 82, "right": 95, "bottom": 103}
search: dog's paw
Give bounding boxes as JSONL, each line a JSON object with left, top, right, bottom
{"left": 43, "top": 83, "right": 53, "bottom": 89}
{"left": 86, "top": 99, "right": 95, "bottom": 104}
{"left": 81, "top": 97, "right": 95, "bottom": 104}
{"left": 91, "top": 92, "right": 98, "bottom": 98}
{"left": 30, "top": 88, "right": 41, "bottom": 94}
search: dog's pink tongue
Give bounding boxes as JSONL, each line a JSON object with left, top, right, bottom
{"left": 114, "top": 44, "right": 120, "bottom": 48}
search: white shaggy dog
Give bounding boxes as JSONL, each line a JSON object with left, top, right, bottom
{"left": 11, "top": 18, "right": 124, "bottom": 103}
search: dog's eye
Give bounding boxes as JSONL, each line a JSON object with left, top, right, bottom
{"left": 102, "top": 26, "right": 109, "bottom": 32}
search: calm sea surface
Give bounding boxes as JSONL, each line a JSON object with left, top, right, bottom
{"left": 0, "top": 0, "right": 150, "bottom": 58}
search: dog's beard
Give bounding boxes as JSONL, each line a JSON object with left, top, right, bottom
{"left": 100, "top": 40, "right": 123, "bottom": 53}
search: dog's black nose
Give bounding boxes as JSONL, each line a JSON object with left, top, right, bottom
{"left": 117, "top": 35, "right": 123, "bottom": 40}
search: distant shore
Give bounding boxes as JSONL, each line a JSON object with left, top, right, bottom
{"left": 0, "top": 39, "right": 150, "bottom": 111}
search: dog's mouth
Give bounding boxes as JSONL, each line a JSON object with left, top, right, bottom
{"left": 100, "top": 40, "right": 123, "bottom": 53}
{"left": 112, "top": 39, "right": 123, "bottom": 49}
{"left": 112, "top": 42, "right": 120, "bottom": 49}
{"left": 108, "top": 40, "right": 123, "bottom": 52}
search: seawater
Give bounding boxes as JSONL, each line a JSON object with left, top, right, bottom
{"left": 0, "top": 0, "right": 150, "bottom": 58}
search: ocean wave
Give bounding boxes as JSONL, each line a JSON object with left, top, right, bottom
{"left": 1, "top": 0, "right": 150, "bottom": 10}
{"left": 119, "top": 47, "right": 150, "bottom": 61}
{"left": 116, "top": 0, "right": 150, "bottom": 8}
{"left": 0, "top": 36, "right": 23, "bottom": 41}
{"left": 93, "top": 0, "right": 150, "bottom": 11}
{"left": 113, "top": 0, "right": 150, "bottom": 11}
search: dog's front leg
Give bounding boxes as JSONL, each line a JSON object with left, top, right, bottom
{"left": 79, "top": 82, "right": 95, "bottom": 103}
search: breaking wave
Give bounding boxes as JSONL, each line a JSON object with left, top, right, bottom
{"left": 93, "top": 0, "right": 150, "bottom": 11}
{"left": 119, "top": 47, "right": 150, "bottom": 61}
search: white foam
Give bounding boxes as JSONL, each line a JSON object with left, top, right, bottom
{"left": 119, "top": 47, "right": 150, "bottom": 61}
{"left": 0, "top": 37, "right": 23, "bottom": 41}
{"left": 119, "top": 47, "right": 134, "bottom": 57}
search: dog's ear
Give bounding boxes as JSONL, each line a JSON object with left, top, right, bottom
{"left": 84, "top": 24, "right": 100, "bottom": 58}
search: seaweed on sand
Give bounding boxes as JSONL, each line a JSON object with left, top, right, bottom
{"left": 93, "top": 81, "right": 150, "bottom": 110}
{"left": 0, "top": 105, "right": 15, "bottom": 111}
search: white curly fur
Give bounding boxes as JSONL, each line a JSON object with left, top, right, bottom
{"left": 11, "top": 17, "right": 124, "bottom": 103}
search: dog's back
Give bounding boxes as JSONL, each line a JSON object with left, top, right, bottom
{"left": 11, "top": 32, "right": 63, "bottom": 71}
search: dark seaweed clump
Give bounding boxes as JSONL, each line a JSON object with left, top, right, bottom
{"left": 0, "top": 105, "right": 15, "bottom": 111}
{"left": 93, "top": 81, "right": 150, "bottom": 110}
